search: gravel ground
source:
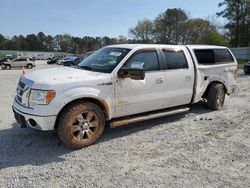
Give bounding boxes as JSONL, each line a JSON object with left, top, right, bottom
{"left": 0, "top": 62, "right": 250, "bottom": 188}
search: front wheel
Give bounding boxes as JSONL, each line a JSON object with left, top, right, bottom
{"left": 207, "top": 83, "right": 225, "bottom": 110}
{"left": 57, "top": 102, "right": 105, "bottom": 149}
{"left": 27, "top": 64, "right": 33, "bottom": 69}
{"left": 5, "top": 65, "right": 11, "bottom": 70}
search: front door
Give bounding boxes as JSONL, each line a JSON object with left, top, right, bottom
{"left": 114, "top": 49, "right": 166, "bottom": 118}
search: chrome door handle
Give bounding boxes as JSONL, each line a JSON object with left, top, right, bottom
{"left": 156, "top": 77, "right": 164, "bottom": 84}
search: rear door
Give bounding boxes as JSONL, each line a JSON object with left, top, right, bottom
{"left": 13, "top": 58, "right": 27, "bottom": 67}
{"left": 160, "top": 47, "right": 195, "bottom": 107}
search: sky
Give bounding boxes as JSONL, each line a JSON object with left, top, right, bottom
{"left": 0, "top": 0, "right": 224, "bottom": 38}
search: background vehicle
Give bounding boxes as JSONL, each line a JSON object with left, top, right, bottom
{"left": 63, "top": 56, "right": 83, "bottom": 66}
{"left": 244, "top": 61, "right": 250, "bottom": 74}
{"left": 57, "top": 56, "right": 75, "bottom": 65}
{"left": 47, "top": 58, "right": 58, "bottom": 64}
{"left": 1, "top": 57, "right": 35, "bottom": 70}
{"left": 13, "top": 44, "right": 237, "bottom": 149}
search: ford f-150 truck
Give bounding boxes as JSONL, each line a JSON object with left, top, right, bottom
{"left": 13, "top": 44, "right": 238, "bottom": 149}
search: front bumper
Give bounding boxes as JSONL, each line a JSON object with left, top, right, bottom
{"left": 13, "top": 106, "right": 56, "bottom": 131}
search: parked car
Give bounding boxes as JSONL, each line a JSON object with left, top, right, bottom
{"left": 47, "top": 58, "right": 58, "bottom": 64}
{"left": 1, "top": 57, "right": 35, "bottom": 70}
{"left": 63, "top": 57, "right": 83, "bottom": 66}
{"left": 244, "top": 61, "right": 250, "bottom": 74}
{"left": 0, "top": 57, "right": 14, "bottom": 65}
{"left": 57, "top": 57, "right": 73, "bottom": 65}
{"left": 13, "top": 44, "right": 238, "bottom": 149}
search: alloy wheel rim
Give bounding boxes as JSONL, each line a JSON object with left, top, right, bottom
{"left": 71, "top": 111, "right": 99, "bottom": 142}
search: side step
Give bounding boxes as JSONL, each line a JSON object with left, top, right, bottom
{"left": 110, "top": 106, "right": 190, "bottom": 128}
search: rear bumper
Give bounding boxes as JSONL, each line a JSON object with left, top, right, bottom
{"left": 13, "top": 106, "right": 56, "bottom": 131}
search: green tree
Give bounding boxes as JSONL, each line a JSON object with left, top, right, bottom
{"left": 185, "top": 18, "right": 216, "bottom": 44}
{"left": 153, "top": 8, "right": 188, "bottom": 44}
{"left": 26, "top": 34, "right": 40, "bottom": 51}
{"left": 37, "top": 32, "right": 47, "bottom": 51}
{"left": 217, "top": 0, "right": 250, "bottom": 47}
{"left": 204, "top": 31, "right": 227, "bottom": 45}
{"left": 129, "top": 19, "right": 153, "bottom": 43}
{"left": 0, "top": 34, "right": 6, "bottom": 49}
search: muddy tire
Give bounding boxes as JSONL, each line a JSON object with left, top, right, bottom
{"left": 27, "top": 64, "right": 33, "bottom": 69}
{"left": 207, "top": 83, "right": 225, "bottom": 110}
{"left": 57, "top": 102, "right": 105, "bottom": 149}
{"left": 5, "top": 65, "right": 11, "bottom": 70}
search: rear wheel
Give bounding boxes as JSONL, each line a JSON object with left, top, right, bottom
{"left": 57, "top": 102, "right": 105, "bottom": 149}
{"left": 207, "top": 83, "right": 225, "bottom": 110}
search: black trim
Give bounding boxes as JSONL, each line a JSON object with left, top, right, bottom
{"left": 12, "top": 106, "right": 56, "bottom": 118}
{"left": 97, "top": 82, "right": 113, "bottom": 86}
{"left": 186, "top": 46, "right": 197, "bottom": 104}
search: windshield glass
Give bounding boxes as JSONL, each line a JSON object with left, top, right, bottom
{"left": 78, "top": 47, "right": 131, "bottom": 73}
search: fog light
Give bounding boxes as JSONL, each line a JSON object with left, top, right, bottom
{"left": 28, "top": 119, "right": 37, "bottom": 127}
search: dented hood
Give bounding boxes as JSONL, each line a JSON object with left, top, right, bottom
{"left": 23, "top": 67, "right": 111, "bottom": 86}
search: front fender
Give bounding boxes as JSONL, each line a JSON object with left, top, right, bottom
{"left": 51, "top": 87, "right": 113, "bottom": 119}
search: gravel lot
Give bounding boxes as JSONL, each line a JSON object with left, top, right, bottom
{"left": 0, "top": 61, "right": 250, "bottom": 187}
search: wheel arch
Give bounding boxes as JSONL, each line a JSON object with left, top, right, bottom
{"left": 202, "top": 81, "right": 227, "bottom": 99}
{"left": 54, "top": 97, "right": 110, "bottom": 129}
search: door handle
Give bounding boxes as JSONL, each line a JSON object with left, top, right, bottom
{"left": 156, "top": 77, "right": 164, "bottom": 84}
{"left": 186, "top": 74, "right": 192, "bottom": 80}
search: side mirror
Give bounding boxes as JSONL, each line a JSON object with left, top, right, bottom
{"left": 118, "top": 67, "right": 145, "bottom": 80}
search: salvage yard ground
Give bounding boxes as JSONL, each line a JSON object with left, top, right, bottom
{"left": 0, "top": 61, "right": 250, "bottom": 187}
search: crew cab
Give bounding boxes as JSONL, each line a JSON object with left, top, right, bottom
{"left": 12, "top": 44, "right": 238, "bottom": 149}
{"left": 1, "top": 57, "right": 35, "bottom": 70}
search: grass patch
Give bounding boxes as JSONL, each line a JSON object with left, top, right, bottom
{"left": 237, "top": 59, "right": 246, "bottom": 69}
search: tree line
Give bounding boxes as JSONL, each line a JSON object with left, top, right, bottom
{"left": 0, "top": 32, "right": 128, "bottom": 54}
{"left": 0, "top": 0, "right": 249, "bottom": 54}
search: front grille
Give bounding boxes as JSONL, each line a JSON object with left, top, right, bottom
{"left": 18, "top": 80, "right": 25, "bottom": 89}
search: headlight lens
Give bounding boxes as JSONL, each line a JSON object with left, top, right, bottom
{"left": 29, "top": 90, "right": 55, "bottom": 108}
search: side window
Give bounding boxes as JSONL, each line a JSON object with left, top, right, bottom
{"left": 125, "top": 51, "right": 159, "bottom": 71}
{"left": 163, "top": 50, "right": 188, "bottom": 69}
{"left": 195, "top": 50, "right": 215, "bottom": 64}
{"left": 214, "top": 49, "right": 234, "bottom": 63}
{"left": 15, "top": 58, "right": 26, "bottom": 62}
{"left": 195, "top": 49, "right": 234, "bottom": 64}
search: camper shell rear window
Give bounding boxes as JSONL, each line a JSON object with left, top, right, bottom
{"left": 194, "top": 49, "right": 234, "bottom": 65}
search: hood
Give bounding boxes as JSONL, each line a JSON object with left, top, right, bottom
{"left": 24, "top": 67, "right": 111, "bottom": 86}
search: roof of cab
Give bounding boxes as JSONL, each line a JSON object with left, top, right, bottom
{"left": 106, "top": 44, "right": 228, "bottom": 50}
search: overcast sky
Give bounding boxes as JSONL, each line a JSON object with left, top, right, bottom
{"left": 1, "top": 0, "right": 223, "bottom": 38}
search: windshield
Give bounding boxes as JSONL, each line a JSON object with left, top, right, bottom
{"left": 78, "top": 47, "right": 131, "bottom": 73}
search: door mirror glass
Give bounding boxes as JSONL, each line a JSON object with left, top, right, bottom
{"left": 118, "top": 67, "right": 145, "bottom": 80}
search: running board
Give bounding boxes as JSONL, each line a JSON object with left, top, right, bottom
{"left": 110, "top": 107, "right": 190, "bottom": 128}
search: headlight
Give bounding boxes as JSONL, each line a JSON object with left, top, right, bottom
{"left": 29, "top": 90, "right": 55, "bottom": 108}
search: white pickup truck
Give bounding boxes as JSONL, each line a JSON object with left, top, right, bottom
{"left": 13, "top": 44, "right": 238, "bottom": 149}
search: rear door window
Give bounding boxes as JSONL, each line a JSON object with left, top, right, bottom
{"left": 163, "top": 50, "right": 188, "bottom": 69}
